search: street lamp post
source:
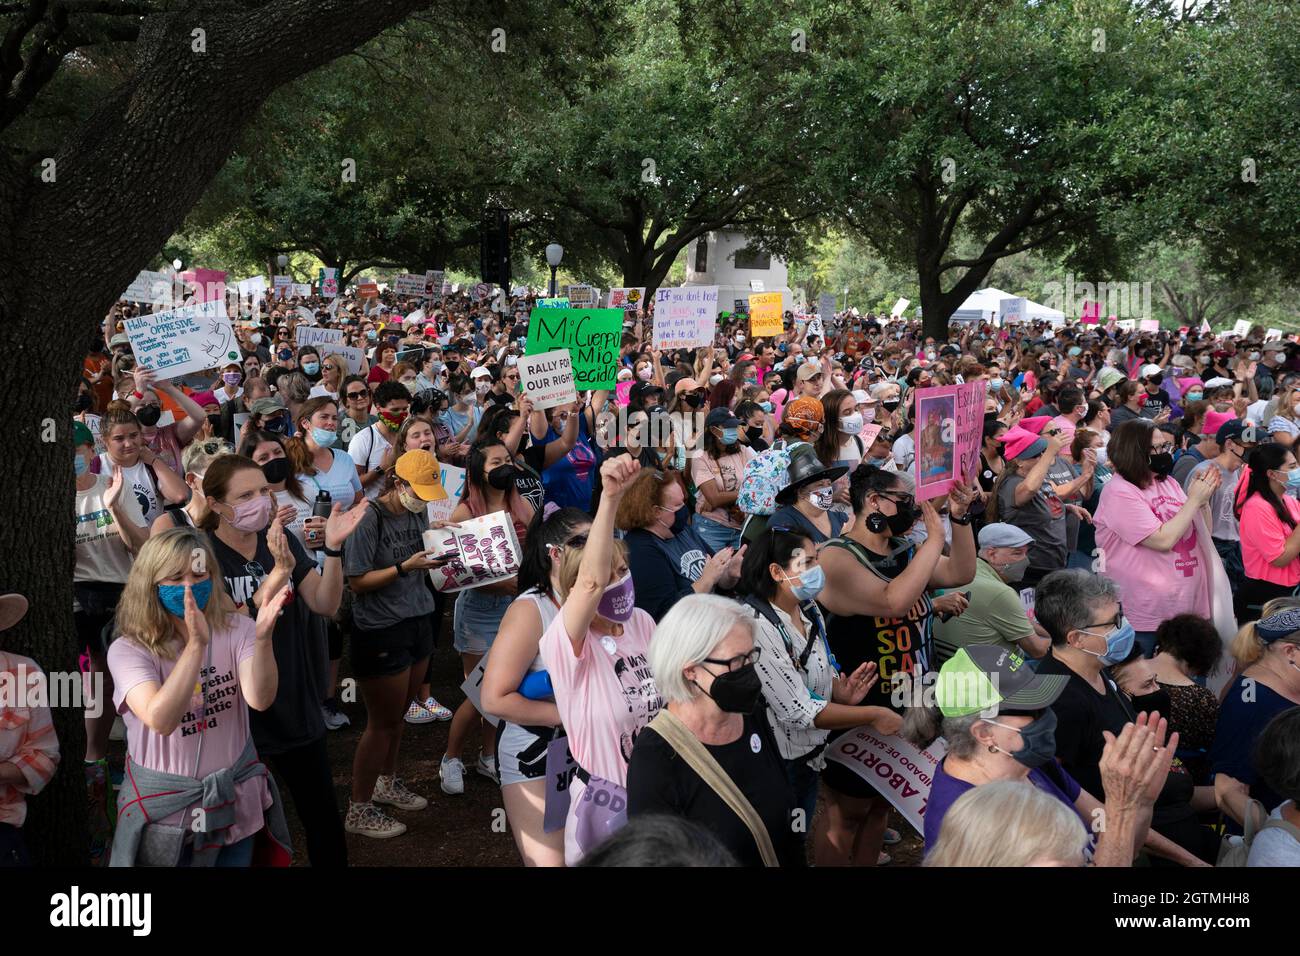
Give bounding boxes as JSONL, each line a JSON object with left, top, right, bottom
{"left": 277, "top": 253, "right": 288, "bottom": 271}
{"left": 545, "top": 243, "right": 564, "bottom": 297}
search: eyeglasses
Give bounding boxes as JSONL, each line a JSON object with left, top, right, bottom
{"left": 1150, "top": 441, "right": 1175, "bottom": 454}
{"left": 345, "top": 390, "right": 369, "bottom": 400}
{"left": 701, "top": 648, "right": 762, "bottom": 672}
{"left": 878, "top": 491, "right": 915, "bottom": 510}
{"left": 1082, "top": 607, "right": 1124, "bottom": 632}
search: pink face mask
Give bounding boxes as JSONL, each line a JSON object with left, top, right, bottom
{"left": 597, "top": 572, "right": 636, "bottom": 622}
{"left": 225, "top": 493, "right": 272, "bottom": 533}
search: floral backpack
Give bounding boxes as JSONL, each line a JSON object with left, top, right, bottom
{"left": 738, "top": 439, "right": 800, "bottom": 516}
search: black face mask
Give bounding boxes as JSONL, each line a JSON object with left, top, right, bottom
{"left": 887, "top": 505, "right": 915, "bottom": 535}
{"left": 264, "top": 416, "right": 289, "bottom": 435}
{"left": 206, "top": 413, "right": 222, "bottom": 432}
{"left": 75, "top": 392, "right": 93, "bottom": 412}
{"left": 487, "top": 464, "right": 518, "bottom": 490}
{"left": 136, "top": 405, "right": 161, "bottom": 427}
{"left": 261, "top": 457, "right": 290, "bottom": 484}
{"left": 683, "top": 394, "right": 703, "bottom": 409}
{"left": 882, "top": 400, "right": 900, "bottom": 413}
{"left": 696, "top": 663, "right": 763, "bottom": 714}
{"left": 1149, "top": 452, "right": 1174, "bottom": 480}
{"left": 745, "top": 426, "right": 763, "bottom": 445}
{"left": 1130, "top": 688, "right": 1171, "bottom": 719}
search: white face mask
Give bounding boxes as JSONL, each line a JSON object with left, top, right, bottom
{"left": 709, "top": 374, "right": 723, "bottom": 386}
{"left": 839, "top": 412, "right": 864, "bottom": 435}
{"left": 861, "top": 405, "right": 876, "bottom": 424}
{"left": 475, "top": 380, "right": 491, "bottom": 394}
{"left": 637, "top": 366, "right": 653, "bottom": 381}
{"left": 250, "top": 333, "right": 262, "bottom": 345}
{"left": 807, "top": 487, "right": 834, "bottom": 511}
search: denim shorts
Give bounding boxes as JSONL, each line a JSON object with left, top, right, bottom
{"left": 453, "top": 589, "right": 514, "bottom": 655}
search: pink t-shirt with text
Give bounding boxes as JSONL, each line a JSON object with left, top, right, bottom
{"left": 108, "top": 613, "right": 271, "bottom": 843}
{"left": 1094, "top": 474, "right": 1211, "bottom": 630}
{"left": 539, "top": 607, "right": 662, "bottom": 787}
{"left": 1239, "top": 495, "right": 1300, "bottom": 586}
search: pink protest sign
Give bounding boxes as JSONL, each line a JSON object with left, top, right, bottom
{"left": 913, "top": 382, "right": 984, "bottom": 502}
{"left": 180, "top": 268, "right": 227, "bottom": 304}
{"left": 1080, "top": 300, "right": 1101, "bottom": 325}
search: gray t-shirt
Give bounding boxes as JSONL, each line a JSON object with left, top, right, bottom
{"left": 343, "top": 501, "right": 436, "bottom": 630}
{"left": 1247, "top": 802, "right": 1300, "bottom": 866}
{"left": 1046, "top": 456, "right": 1082, "bottom": 553}
{"left": 998, "top": 473, "right": 1068, "bottom": 571}
{"left": 1185, "top": 458, "right": 1239, "bottom": 541}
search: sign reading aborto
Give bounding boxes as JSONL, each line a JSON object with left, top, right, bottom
{"left": 524, "top": 307, "right": 622, "bottom": 390}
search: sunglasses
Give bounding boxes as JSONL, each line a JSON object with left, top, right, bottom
{"left": 345, "top": 390, "right": 369, "bottom": 400}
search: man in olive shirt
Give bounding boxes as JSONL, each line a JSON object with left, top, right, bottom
{"left": 934, "top": 523, "right": 1049, "bottom": 664}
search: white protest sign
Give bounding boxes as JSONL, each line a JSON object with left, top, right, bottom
{"left": 320, "top": 267, "right": 338, "bottom": 298}
{"left": 122, "top": 270, "right": 174, "bottom": 307}
{"left": 423, "top": 511, "right": 523, "bottom": 593}
{"left": 458, "top": 656, "right": 501, "bottom": 728}
{"left": 296, "top": 325, "right": 344, "bottom": 349}
{"left": 290, "top": 283, "right": 312, "bottom": 298}
{"left": 295, "top": 306, "right": 316, "bottom": 326}
{"left": 318, "top": 343, "right": 363, "bottom": 374}
{"left": 652, "top": 285, "right": 718, "bottom": 350}
{"left": 999, "top": 297, "right": 1027, "bottom": 325}
{"left": 1139, "top": 318, "right": 1160, "bottom": 332}
{"left": 123, "top": 300, "right": 239, "bottom": 380}
{"left": 818, "top": 292, "right": 837, "bottom": 323}
{"left": 518, "top": 348, "right": 577, "bottom": 410}
{"left": 1233, "top": 319, "right": 1252, "bottom": 337}
{"left": 426, "top": 464, "right": 466, "bottom": 524}
{"left": 272, "top": 275, "right": 292, "bottom": 297}
{"left": 237, "top": 275, "right": 267, "bottom": 300}
{"left": 1266, "top": 328, "right": 1283, "bottom": 342}
{"left": 392, "top": 273, "right": 429, "bottom": 297}
{"left": 607, "top": 287, "right": 646, "bottom": 311}
{"left": 807, "top": 316, "right": 825, "bottom": 340}
{"left": 749, "top": 279, "right": 765, "bottom": 292}
{"left": 566, "top": 285, "right": 597, "bottom": 308}
{"left": 824, "top": 726, "right": 947, "bottom": 836}
{"left": 1116, "top": 318, "right": 1136, "bottom": 331}
{"left": 891, "top": 297, "right": 910, "bottom": 318}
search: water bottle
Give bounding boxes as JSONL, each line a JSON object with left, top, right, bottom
{"left": 312, "top": 489, "right": 332, "bottom": 519}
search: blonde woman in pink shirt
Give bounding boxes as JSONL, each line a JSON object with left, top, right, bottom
{"left": 539, "top": 455, "right": 663, "bottom": 865}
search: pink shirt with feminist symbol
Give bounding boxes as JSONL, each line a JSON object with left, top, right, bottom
{"left": 1094, "top": 474, "right": 1211, "bottom": 630}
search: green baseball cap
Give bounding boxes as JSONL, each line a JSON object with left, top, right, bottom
{"left": 935, "top": 646, "right": 1068, "bottom": 718}
{"left": 73, "top": 420, "right": 95, "bottom": 448}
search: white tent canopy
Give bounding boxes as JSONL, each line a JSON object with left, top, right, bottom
{"left": 946, "top": 287, "right": 1066, "bottom": 327}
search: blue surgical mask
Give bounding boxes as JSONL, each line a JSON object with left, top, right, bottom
{"left": 984, "top": 710, "right": 1058, "bottom": 769}
{"left": 1285, "top": 468, "right": 1300, "bottom": 492}
{"left": 783, "top": 565, "right": 825, "bottom": 602}
{"left": 759, "top": 401, "right": 773, "bottom": 414}
{"left": 721, "top": 427, "right": 739, "bottom": 445}
{"left": 302, "top": 361, "right": 320, "bottom": 376}
{"left": 1078, "top": 619, "right": 1136, "bottom": 665}
{"left": 311, "top": 427, "right": 336, "bottom": 448}
{"left": 74, "top": 453, "right": 89, "bottom": 477}
{"left": 157, "top": 580, "right": 212, "bottom": 617}
{"left": 989, "top": 378, "right": 1004, "bottom": 391}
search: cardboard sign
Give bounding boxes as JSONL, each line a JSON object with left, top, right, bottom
{"left": 912, "top": 381, "right": 984, "bottom": 502}
{"left": 824, "top": 727, "right": 947, "bottom": 837}
{"left": 392, "top": 273, "right": 429, "bottom": 297}
{"left": 607, "top": 287, "right": 646, "bottom": 310}
{"left": 891, "top": 297, "right": 910, "bottom": 318}
{"left": 297, "top": 325, "right": 344, "bottom": 349}
{"left": 818, "top": 292, "right": 837, "bottom": 323}
{"left": 458, "top": 657, "right": 500, "bottom": 728}
{"left": 426, "top": 464, "right": 466, "bottom": 524}
{"left": 1019, "top": 587, "right": 1036, "bottom": 621}
{"left": 999, "top": 297, "right": 1027, "bottom": 325}
{"left": 538, "top": 297, "right": 569, "bottom": 309}
{"left": 356, "top": 281, "right": 379, "bottom": 299}
{"left": 1232, "top": 319, "right": 1251, "bottom": 337}
{"left": 1139, "top": 318, "right": 1160, "bottom": 332}
{"left": 518, "top": 348, "right": 577, "bottom": 410}
{"left": 653, "top": 286, "right": 718, "bottom": 350}
{"left": 423, "top": 511, "right": 523, "bottom": 592}
{"left": 123, "top": 299, "right": 239, "bottom": 380}
{"left": 749, "top": 291, "right": 784, "bottom": 337}
{"left": 565, "top": 285, "right": 598, "bottom": 308}
{"left": 122, "top": 270, "right": 174, "bottom": 307}
{"left": 525, "top": 308, "right": 622, "bottom": 390}
{"left": 319, "top": 267, "right": 338, "bottom": 298}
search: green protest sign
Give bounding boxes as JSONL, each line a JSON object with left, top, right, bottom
{"left": 525, "top": 307, "right": 622, "bottom": 390}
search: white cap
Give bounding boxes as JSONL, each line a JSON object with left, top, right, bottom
{"left": 470, "top": 366, "right": 492, "bottom": 379}
{"left": 852, "top": 389, "right": 874, "bottom": 405}
{"left": 1140, "top": 364, "right": 1163, "bottom": 379}
{"left": 1203, "top": 377, "right": 1234, "bottom": 389}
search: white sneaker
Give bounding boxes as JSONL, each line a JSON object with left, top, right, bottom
{"left": 344, "top": 801, "right": 407, "bottom": 839}
{"left": 440, "top": 756, "right": 465, "bottom": 795}
{"left": 373, "top": 774, "right": 428, "bottom": 811}
{"left": 404, "top": 700, "right": 435, "bottom": 725}
{"left": 423, "top": 696, "right": 453, "bottom": 721}
{"left": 476, "top": 753, "right": 499, "bottom": 784}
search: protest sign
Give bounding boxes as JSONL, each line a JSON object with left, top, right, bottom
{"left": 824, "top": 727, "right": 947, "bottom": 837}
{"left": 426, "top": 464, "right": 466, "bottom": 524}
{"left": 1116, "top": 318, "right": 1136, "bottom": 331}
{"left": 538, "top": 297, "right": 569, "bottom": 309}
{"left": 392, "top": 273, "right": 429, "bottom": 297}
{"left": 1200, "top": 319, "right": 1212, "bottom": 335}
{"left": 296, "top": 325, "right": 344, "bottom": 349}
{"left": 319, "top": 267, "right": 338, "bottom": 298}
{"left": 818, "top": 292, "right": 837, "bottom": 323}
{"left": 1232, "top": 319, "right": 1252, "bottom": 337}
{"left": 318, "top": 343, "right": 363, "bottom": 374}
{"left": 180, "top": 268, "right": 227, "bottom": 304}
{"left": 749, "top": 280, "right": 765, "bottom": 292}
{"left": 859, "top": 423, "right": 883, "bottom": 450}
{"left": 749, "top": 291, "right": 784, "bottom": 337}
{"left": 236, "top": 275, "right": 267, "bottom": 301}
{"left": 653, "top": 286, "right": 718, "bottom": 350}
{"left": 807, "top": 316, "right": 825, "bottom": 340}
{"left": 543, "top": 736, "right": 578, "bottom": 833}
{"left": 607, "top": 287, "right": 646, "bottom": 310}
{"left": 290, "top": 283, "right": 312, "bottom": 298}
{"left": 425, "top": 270, "right": 444, "bottom": 301}
{"left": 1080, "top": 300, "right": 1101, "bottom": 324}
{"left": 518, "top": 349, "right": 577, "bottom": 410}
{"left": 356, "top": 281, "right": 379, "bottom": 299}
{"left": 565, "top": 285, "right": 597, "bottom": 308}
{"left": 294, "top": 306, "right": 316, "bottom": 326}
{"left": 1139, "top": 318, "right": 1160, "bottom": 332}
{"left": 891, "top": 297, "right": 910, "bottom": 318}
{"left": 122, "top": 270, "right": 174, "bottom": 306}
{"left": 123, "top": 299, "right": 239, "bottom": 381}
{"left": 999, "top": 297, "right": 1027, "bottom": 325}
{"left": 272, "top": 275, "right": 292, "bottom": 298}
{"left": 1265, "top": 328, "right": 1283, "bottom": 342}
{"left": 912, "top": 381, "right": 984, "bottom": 502}
{"left": 423, "top": 511, "right": 523, "bottom": 593}
{"left": 458, "top": 657, "right": 500, "bottom": 729}
{"left": 525, "top": 308, "right": 622, "bottom": 389}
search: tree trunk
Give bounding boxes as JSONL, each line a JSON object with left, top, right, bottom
{"left": 0, "top": 0, "right": 437, "bottom": 865}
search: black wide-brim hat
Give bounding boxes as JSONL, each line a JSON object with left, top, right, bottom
{"left": 775, "top": 445, "right": 849, "bottom": 504}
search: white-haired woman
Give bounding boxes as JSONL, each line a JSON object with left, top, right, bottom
{"left": 925, "top": 781, "right": 1092, "bottom": 867}
{"left": 107, "top": 527, "right": 293, "bottom": 866}
{"left": 539, "top": 455, "right": 662, "bottom": 865}
{"left": 627, "top": 593, "right": 803, "bottom": 867}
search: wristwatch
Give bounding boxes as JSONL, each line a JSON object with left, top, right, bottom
{"left": 949, "top": 512, "right": 973, "bottom": 526}
{"left": 394, "top": 561, "right": 408, "bottom": 577}
{"left": 323, "top": 545, "right": 342, "bottom": 558}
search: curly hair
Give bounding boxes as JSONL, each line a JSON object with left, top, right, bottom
{"left": 615, "top": 468, "right": 683, "bottom": 531}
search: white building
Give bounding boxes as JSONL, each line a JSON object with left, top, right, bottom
{"left": 683, "top": 229, "right": 793, "bottom": 314}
